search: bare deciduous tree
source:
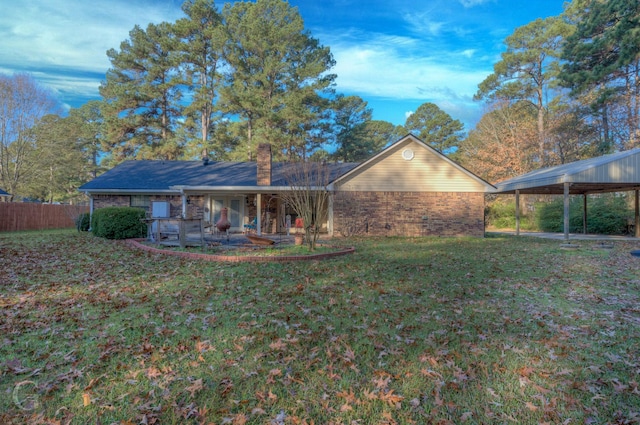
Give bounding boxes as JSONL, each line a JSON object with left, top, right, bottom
{"left": 0, "top": 73, "right": 59, "bottom": 201}
{"left": 278, "top": 161, "right": 330, "bottom": 251}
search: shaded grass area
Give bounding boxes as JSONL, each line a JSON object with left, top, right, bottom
{"left": 1, "top": 230, "right": 639, "bottom": 424}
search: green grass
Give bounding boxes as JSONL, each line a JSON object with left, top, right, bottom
{"left": 1, "top": 230, "right": 639, "bottom": 424}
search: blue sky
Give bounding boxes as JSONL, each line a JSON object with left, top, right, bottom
{"left": 0, "top": 0, "right": 565, "bottom": 130}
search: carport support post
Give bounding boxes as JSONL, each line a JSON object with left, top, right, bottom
{"left": 635, "top": 189, "right": 640, "bottom": 238}
{"left": 563, "top": 182, "right": 570, "bottom": 242}
{"left": 583, "top": 194, "right": 588, "bottom": 234}
{"left": 515, "top": 190, "right": 520, "bottom": 236}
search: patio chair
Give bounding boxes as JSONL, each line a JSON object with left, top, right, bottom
{"left": 244, "top": 217, "right": 257, "bottom": 233}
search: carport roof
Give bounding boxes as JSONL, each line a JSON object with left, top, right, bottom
{"left": 494, "top": 148, "right": 640, "bottom": 194}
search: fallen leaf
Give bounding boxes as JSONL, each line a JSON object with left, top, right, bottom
{"left": 486, "top": 387, "right": 500, "bottom": 399}
{"left": 184, "top": 378, "right": 204, "bottom": 397}
{"left": 372, "top": 375, "right": 391, "bottom": 390}
{"left": 232, "top": 413, "right": 248, "bottom": 425}
{"left": 379, "top": 390, "right": 404, "bottom": 407}
{"left": 517, "top": 366, "right": 535, "bottom": 377}
{"left": 267, "top": 368, "right": 282, "bottom": 384}
{"left": 336, "top": 388, "right": 357, "bottom": 404}
{"left": 460, "top": 411, "right": 473, "bottom": 421}
{"left": 340, "top": 403, "right": 353, "bottom": 412}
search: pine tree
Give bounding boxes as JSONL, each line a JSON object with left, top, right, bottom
{"left": 220, "top": 0, "right": 335, "bottom": 161}
{"left": 100, "top": 22, "right": 184, "bottom": 162}
{"left": 403, "top": 102, "right": 464, "bottom": 154}
{"left": 475, "top": 17, "right": 572, "bottom": 164}
{"left": 174, "top": 0, "right": 225, "bottom": 159}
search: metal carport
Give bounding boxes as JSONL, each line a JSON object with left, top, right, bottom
{"left": 493, "top": 148, "right": 640, "bottom": 242}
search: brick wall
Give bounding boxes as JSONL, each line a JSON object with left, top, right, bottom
{"left": 92, "top": 195, "right": 205, "bottom": 219}
{"left": 93, "top": 195, "right": 130, "bottom": 209}
{"left": 257, "top": 144, "right": 272, "bottom": 186}
{"left": 184, "top": 195, "right": 204, "bottom": 219}
{"left": 333, "top": 191, "right": 485, "bottom": 237}
{"left": 92, "top": 190, "right": 486, "bottom": 237}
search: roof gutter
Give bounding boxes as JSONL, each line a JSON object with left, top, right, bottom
{"left": 169, "top": 185, "right": 328, "bottom": 192}
{"left": 78, "top": 189, "right": 181, "bottom": 195}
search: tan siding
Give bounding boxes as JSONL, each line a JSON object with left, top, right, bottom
{"left": 336, "top": 140, "right": 488, "bottom": 192}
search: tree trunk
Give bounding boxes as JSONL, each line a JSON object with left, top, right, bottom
{"left": 535, "top": 57, "right": 545, "bottom": 165}
{"left": 537, "top": 101, "right": 545, "bottom": 165}
{"left": 247, "top": 115, "right": 253, "bottom": 161}
{"left": 625, "top": 64, "right": 636, "bottom": 148}
{"left": 602, "top": 103, "right": 611, "bottom": 153}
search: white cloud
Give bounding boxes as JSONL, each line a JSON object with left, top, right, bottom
{"left": 402, "top": 12, "right": 447, "bottom": 37}
{"left": 319, "top": 26, "right": 494, "bottom": 128}
{"left": 461, "top": 49, "right": 476, "bottom": 58}
{"left": 0, "top": 0, "right": 181, "bottom": 98}
{"left": 458, "top": 0, "right": 495, "bottom": 7}
{"left": 328, "top": 34, "right": 490, "bottom": 103}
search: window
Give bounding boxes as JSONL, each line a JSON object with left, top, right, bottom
{"left": 130, "top": 195, "right": 150, "bottom": 211}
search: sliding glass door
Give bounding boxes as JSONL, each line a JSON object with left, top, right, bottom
{"left": 209, "top": 197, "right": 244, "bottom": 232}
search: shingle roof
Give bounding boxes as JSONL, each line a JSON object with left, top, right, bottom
{"left": 79, "top": 160, "right": 358, "bottom": 192}
{"left": 494, "top": 148, "right": 640, "bottom": 194}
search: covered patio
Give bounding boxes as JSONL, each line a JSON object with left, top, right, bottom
{"left": 494, "top": 148, "right": 640, "bottom": 242}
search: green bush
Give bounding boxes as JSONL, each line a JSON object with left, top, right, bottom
{"left": 91, "top": 207, "right": 147, "bottom": 239}
{"left": 485, "top": 199, "right": 536, "bottom": 230}
{"left": 75, "top": 212, "right": 91, "bottom": 232}
{"left": 536, "top": 194, "right": 631, "bottom": 234}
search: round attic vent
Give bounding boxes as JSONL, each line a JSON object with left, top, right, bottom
{"left": 402, "top": 148, "right": 414, "bottom": 161}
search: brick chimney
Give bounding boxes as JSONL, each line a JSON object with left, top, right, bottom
{"left": 257, "top": 144, "right": 272, "bottom": 186}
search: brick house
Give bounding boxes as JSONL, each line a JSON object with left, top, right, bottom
{"left": 79, "top": 135, "right": 495, "bottom": 237}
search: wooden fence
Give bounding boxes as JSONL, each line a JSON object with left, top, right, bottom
{"left": 0, "top": 203, "right": 89, "bottom": 232}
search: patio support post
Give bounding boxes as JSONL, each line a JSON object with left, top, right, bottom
{"left": 583, "top": 194, "right": 588, "bottom": 234}
{"left": 328, "top": 193, "right": 334, "bottom": 236}
{"left": 515, "top": 190, "right": 520, "bottom": 236}
{"left": 181, "top": 192, "right": 187, "bottom": 218}
{"left": 635, "top": 189, "right": 640, "bottom": 238}
{"left": 257, "top": 194, "right": 262, "bottom": 236}
{"left": 563, "top": 182, "right": 570, "bottom": 242}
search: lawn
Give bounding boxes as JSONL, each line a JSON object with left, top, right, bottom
{"left": 1, "top": 230, "right": 639, "bottom": 424}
